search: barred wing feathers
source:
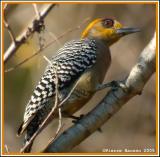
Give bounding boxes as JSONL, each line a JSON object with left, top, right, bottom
{"left": 17, "top": 39, "right": 97, "bottom": 135}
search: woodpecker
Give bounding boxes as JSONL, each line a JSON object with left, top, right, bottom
{"left": 17, "top": 18, "right": 139, "bottom": 152}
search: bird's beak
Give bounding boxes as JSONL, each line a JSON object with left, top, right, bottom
{"left": 116, "top": 28, "right": 140, "bottom": 36}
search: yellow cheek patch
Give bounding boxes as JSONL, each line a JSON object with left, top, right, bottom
{"left": 103, "top": 29, "right": 115, "bottom": 38}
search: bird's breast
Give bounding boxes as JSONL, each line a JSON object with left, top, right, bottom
{"left": 61, "top": 43, "right": 111, "bottom": 116}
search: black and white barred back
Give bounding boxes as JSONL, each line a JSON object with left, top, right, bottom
{"left": 18, "top": 38, "right": 98, "bottom": 136}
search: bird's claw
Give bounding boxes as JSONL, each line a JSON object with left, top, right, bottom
{"left": 96, "top": 80, "right": 128, "bottom": 93}
{"left": 97, "top": 127, "right": 103, "bottom": 133}
{"left": 109, "top": 80, "right": 128, "bottom": 93}
{"left": 71, "top": 114, "right": 84, "bottom": 123}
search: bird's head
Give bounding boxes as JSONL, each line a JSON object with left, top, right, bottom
{"left": 81, "top": 18, "right": 140, "bottom": 46}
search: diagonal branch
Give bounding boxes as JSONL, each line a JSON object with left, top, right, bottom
{"left": 4, "top": 4, "right": 56, "bottom": 63}
{"left": 4, "top": 18, "right": 16, "bottom": 45}
{"left": 3, "top": 4, "right": 16, "bottom": 45}
{"left": 32, "top": 4, "right": 41, "bottom": 20}
{"left": 43, "top": 32, "right": 156, "bottom": 153}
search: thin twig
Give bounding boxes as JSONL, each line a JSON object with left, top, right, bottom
{"left": 4, "top": 4, "right": 56, "bottom": 63}
{"left": 43, "top": 55, "right": 52, "bottom": 65}
{"left": 47, "top": 108, "right": 63, "bottom": 146}
{"left": 41, "top": 120, "right": 64, "bottom": 152}
{"left": 4, "top": 4, "right": 8, "bottom": 10}
{"left": 5, "top": 144, "right": 10, "bottom": 153}
{"left": 43, "top": 56, "right": 63, "bottom": 148}
{"left": 57, "top": 108, "right": 62, "bottom": 135}
{"left": 4, "top": 20, "right": 17, "bottom": 44}
{"left": 33, "top": 4, "right": 41, "bottom": 20}
{"left": 4, "top": 6, "right": 16, "bottom": 45}
{"left": 48, "top": 31, "right": 62, "bottom": 47}
{"left": 33, "top": 4, "right": 46, "bottom": 50}
{"left": 5, "top": 17, "right": 90, "bottom": 73}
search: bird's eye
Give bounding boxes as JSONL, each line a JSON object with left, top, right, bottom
{"left": 102, "top": 19, "right": 114, "bottom": 28}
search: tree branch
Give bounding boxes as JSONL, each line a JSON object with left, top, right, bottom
{"left": 43, "top": 32, "right": 156, "bottom": 153}
{"left": 4, "top": 4, "right": 56, "bottom": 63}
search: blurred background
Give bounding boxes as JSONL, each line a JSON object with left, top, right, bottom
{"left": 4, "top": 3, "right": 156, "bottom": 153}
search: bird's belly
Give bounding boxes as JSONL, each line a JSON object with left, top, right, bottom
{"left": 61, "top": 88, "right": 94, "bottom": 116}
{"left": 60, "top": 67, "right": 101, "bottom": 116}
{"left": 60, "top": 49, "right": 110, "bottom": 116}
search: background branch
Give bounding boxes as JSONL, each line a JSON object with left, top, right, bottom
{"left": 44, "top": 32, "right": 156, "bottom": 153}
{"left": 5, "top": 17, "right": 90, "bottom": 73}
{"left": 3, "top": 4, "right": 17, "bottom": 46}
{"left": 4, "top": 4, "right": 56, "bottom": 63}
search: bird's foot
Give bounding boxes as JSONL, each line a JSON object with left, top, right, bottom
{"left": 69, "top": 114, "right": 84, "bottom": 123}
{"left": 97, "top": 127, "right": 103, "bottom": 133}
{"left": 96, "top": 80, "right": 128, "bottom": 93}
{"left": 110, "top": 80, "right": 128, "bottom": 92}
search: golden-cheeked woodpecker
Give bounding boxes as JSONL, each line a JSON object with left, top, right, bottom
{"left": 17, "top": 18, "right": 139, "bottom": 152}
